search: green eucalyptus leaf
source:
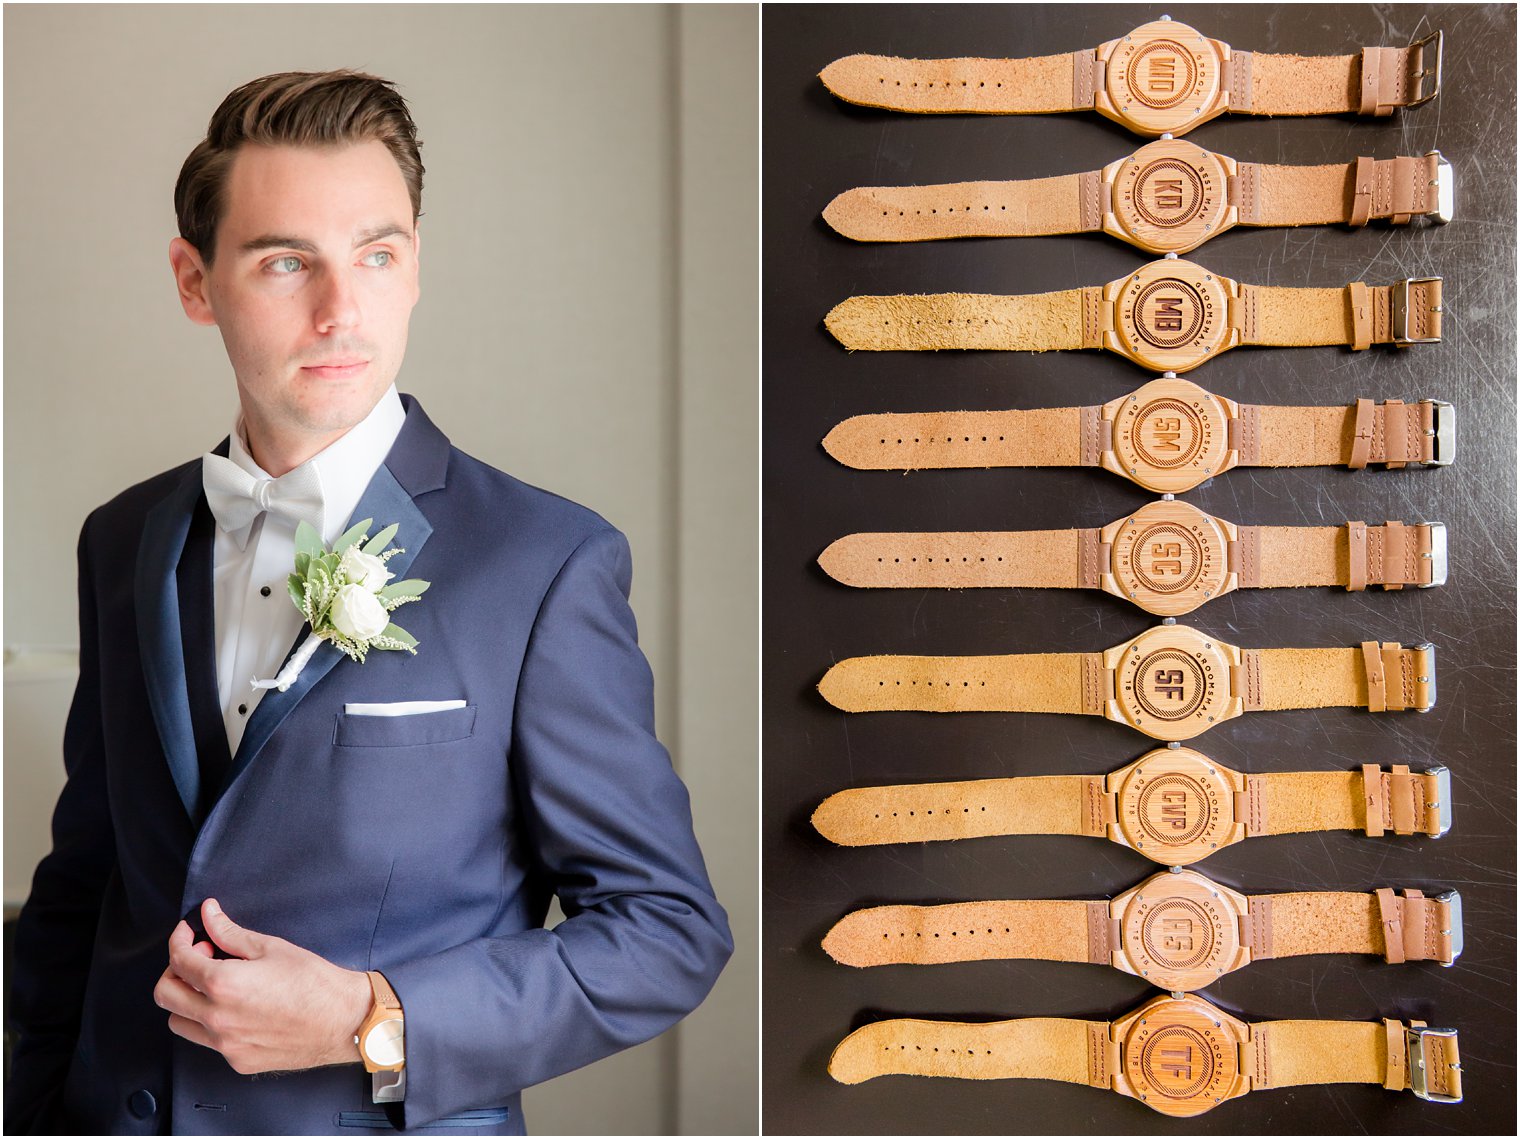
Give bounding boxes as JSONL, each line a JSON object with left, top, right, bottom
{"left": 286, "top": 573, "right": 305, "bottom": 609}
{"left": 362, "top": 523, "right": 400, "bottom": 556}
{"left": 332, "top": 519, "right": 372, "bottom": 557}
{"left": 294, "top": 551, "right": 311, "bottom": 578}
{"left": 380, "top": 622, "right": 418, "bottom": 649}
{"left": 294, "top": 520, "right": 324, "bottom": 560}
{"left": 377, "top": 579, "right": 431, "bottom": 603}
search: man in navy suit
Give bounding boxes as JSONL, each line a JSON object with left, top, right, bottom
{"left": 6, "top": 70, "right": 731, "bottom": 1135}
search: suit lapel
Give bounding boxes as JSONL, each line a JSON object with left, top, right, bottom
{"left": 177, "top": 494, "right": 234, "bottom": 820}
{"left": 136, "top": 461, "right": 211, "bottom": 821}
{"left": 223, "top": 394, "right": 448, "bottom": 788}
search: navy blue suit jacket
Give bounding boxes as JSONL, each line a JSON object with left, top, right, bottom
{"left": 6, "top": 394, "right": 732, "bottom": 1134}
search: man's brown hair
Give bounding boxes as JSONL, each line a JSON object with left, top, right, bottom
{"left": 174, "top": 69, "right": 424, "bottom": 266}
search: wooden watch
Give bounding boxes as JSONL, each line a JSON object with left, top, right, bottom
{"left": 820, "top": 500, "right": 1446, "bottom": 616}
{"left": 828, "top": 993, "right": 1462, "bottom": 1114}
{"left": 824, "top": 140, "right": 1453, "bottom": 255}
{"left": 818, "top": 625, "right": 1436, "bottom": 741}
{"left": 355, "top": 970, "right": 404, "bottom": 1074}
{"left": 812, "top": 746, "right": 1452, "bottom": 863}
{"left": 821, "top": 18, "right": 1442, "bottom": 138}
{"left": 824, "top": 867, "right": 1463, "bottom": 988}
{"left": 824, "top": 259, "right": 1443, "bottom": 372}
{"left": 824, "top": 376, "right": 1454, "bottom": 492}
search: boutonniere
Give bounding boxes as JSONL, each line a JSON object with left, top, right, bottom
{"left": 252, "top": 518, "right": 430, "bottom": 693}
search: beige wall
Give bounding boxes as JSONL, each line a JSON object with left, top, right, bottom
{"left": 2, "top": 4, "right": 756, "bottom": 1133}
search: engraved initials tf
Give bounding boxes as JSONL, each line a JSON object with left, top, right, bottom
{"left": 1153, "top": 296, "right": 1184, "bottom": 332}
{"left": 1160, "top": 1046, "right": 1193, "bottom": 1080}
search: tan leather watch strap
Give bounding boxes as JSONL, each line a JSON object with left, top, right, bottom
{"left": 813, "top": 775, "right": 1106, "bottom": 847}
{"left": 820, "top": 51, "right": 1086, "bottom": 115}
{"left": 1245, "top": 43, "right": 1434, "bottom": 117}
{"left": 825, "top": 287, "right": 1093, "bottom": 352}
{"left": 831, "top": 997, "right": 1463, "bottom": 1109}
{"left": 367, "top": 970, "right": 401, "bottom": 1010}
{"left": 825, "top": 899, "right": 1100, "bottom": 967}
{"left": 818, "top": 652, "right": 1101, "bottom": 715}
{"left": 1238, "top": 522, "right": 1438, "bottom": 590}
{"left": 830, "top": 1016, "right": 1102, "bottom": 1087}
{"left": 824, "top": 174, "right": 1092, "bottom": 242}
{"left": 1243, "top": 644, "right": 1433, "bottom": 712}
{"left": 1243, "top": 279, "right": 1442, "bottom": 348}
{"left": 824, "top": 394, "right": 1444, "bottom": 475}
{"left": 1247, "top": 154, "right": 1444, "bottom": 226}
{"left": 825, "top": 887, "right": 1456, "bottom": 969}
{"left": 820, "top": 529, "right": 1092, "bottom": 590}
{"left": 1251, "top": 767, "right": 1447, "bottom": 838}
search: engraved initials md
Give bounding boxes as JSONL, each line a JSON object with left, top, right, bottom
{"left": 1148, "top": 55, "right": 1178, "bottom": 94}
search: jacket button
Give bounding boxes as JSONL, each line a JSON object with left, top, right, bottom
{"left": 260, "top": 585, "right": 272, "bottom": 597}
{"left": 128, "top": 1089, "right": 157, "bottom": 1119}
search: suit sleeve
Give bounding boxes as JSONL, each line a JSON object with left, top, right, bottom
{"left": 383, "top": 524, "right": 733, "bottom": 1127}
{"left": 5, "top": 513, "right": 118, "bottom": 1134}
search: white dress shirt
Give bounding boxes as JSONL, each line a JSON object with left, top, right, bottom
{"left": 210, "top": 385, "right": 407, "bottom": 756}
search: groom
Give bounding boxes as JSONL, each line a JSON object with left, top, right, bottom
{"left": 5, "top": 70, "right": 731, "bottom": 1135}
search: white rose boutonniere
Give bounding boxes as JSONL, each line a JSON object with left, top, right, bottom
{"left": 252, "top": 518, "right": 431, "bottom": 692}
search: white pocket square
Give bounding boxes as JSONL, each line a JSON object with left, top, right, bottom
{"left": 344, "top": 700, "right": 467, "bottom": 717}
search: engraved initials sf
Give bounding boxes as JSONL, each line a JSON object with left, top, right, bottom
{"left": 1155, "top": 669, "right": 1186, "bottom": 698}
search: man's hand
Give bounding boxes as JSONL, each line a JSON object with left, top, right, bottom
{"left": 153, "top": 898, "right": 373, "bottom": 1075}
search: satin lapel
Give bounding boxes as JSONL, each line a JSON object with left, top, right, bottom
{"left": 135, "top": 462, "right": 207, "bottom": 820}
{"left": 225, "top": 462, "right": 435, "bottom": 786}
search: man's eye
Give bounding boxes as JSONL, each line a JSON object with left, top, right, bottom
{"left": 364, "top": 250, "right": 393, "bottom": 268}
{"left": 269, "top": 256, "right": 303, "bottom": 274}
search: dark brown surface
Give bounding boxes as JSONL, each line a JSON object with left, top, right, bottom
{"left": 762, "top": 4, "right": 1516, "bottom": 1133}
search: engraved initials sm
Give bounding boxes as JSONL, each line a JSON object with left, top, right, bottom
{"left": 1153, "top": 296, "right": 1185, "bottom": 332}
{"left": 1150, "top": 417, "right": 1183, "bottom": 451}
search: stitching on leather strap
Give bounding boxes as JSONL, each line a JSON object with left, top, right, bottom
{"left": 1078, "top": 170, "right": 1103, "bottom": 231}
{"left": 1383, "top": 520, "right": 1408, "bottom": 588}
{"left": 1382, "top": 399, "right": 1408, "bottom": 468}
{"left": 1361, "top": 640, "right": 1387, "bottom": 711}
{"left": 1071, "top": 50, "right": 1099, "bottom": 110}
{"left": 1086, "top": 900, "right": 1113, "bottom": 964}
{"left": 1247, "top": 895, "right": 1273, "bottom": 959}
{"left": 1350, "top": 156, "right": 1375, "bottom": 226}
{"left": 1078, "top": 530, "right": 1100, "bottom": 590}
{"left": 1389, "top": 764, "right": 1417, "bottom": 834}
{"left": 1361, "top": 764, "right": 1387, "bottom": 837}
{"left": 1348, "top": 398, "right": 1375, "bottom": 468}
{"left": 1383, "top": 644, "right": 1409, "bottom": 711}
{"left": 1346, "top": 521, "right": 1368, "bottom": 591}
{"left": 1086, "top": 1022, "right": 1110, "bottom": 1088}
{"left": 1230, "top": 49, "right": 1253, "bottom": 111}
{"left": 1375, "top": 887, "right": 1406, "bottom": 963}
{"left": 1400, "top": 888, "right": 1430, "bottom": 960}
{"left": 1346, "top": 282, "right": 1373, "bottom": 350}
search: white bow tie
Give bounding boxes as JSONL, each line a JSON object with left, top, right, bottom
{"left": 202, "top": 452, "right": 325, "bottom": 550}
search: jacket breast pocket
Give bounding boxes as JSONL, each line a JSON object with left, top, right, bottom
{"left": 333, "top": 705, "right": 478, "bottom": 748}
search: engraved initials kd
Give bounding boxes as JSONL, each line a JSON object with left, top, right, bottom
{"left": 1152, "top": 178, "right": 1184, "bottom": 210}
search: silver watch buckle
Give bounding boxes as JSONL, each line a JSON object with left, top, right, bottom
{"left": 1433, "top": 889, "right": 1463, "bottom": 965}
{"left": 1406, "top": 1026, "right": 1461, "bottom": 1103}
{"left": 1421, "top": 400, "right": 1455, "bottom": 465}
{"left": 1405, "top": 30, "right": 1444, "bottom": 108}
{"left": 1425, "top": 150, "right": 1455, "bottom": 223}
{"left": 1392, "top": 277, "right": 1442, "bottom": 346}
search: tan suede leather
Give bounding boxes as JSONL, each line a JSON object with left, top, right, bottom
{"left": 818, "top": 652, "right": 1100, "bottom": 714}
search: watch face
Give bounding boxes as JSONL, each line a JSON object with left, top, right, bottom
{"left": 1104, "top": 624, "right": 1241, "bottom": 741}
{"left": 1114, "top": 994, "right": 1249, "bottom": 1117}
{"left": 363, "top": 1019, "right": 405, "bottom": 1068}
{"left": 1105, "top": 378, "right": 1235, "bottom": 493}
{"left": 1110, "top": 746, "right": 1244, "bottom": 865}
{"left": 1109, "top": 139, "right": 1234, "bottom": 254}
{"left": 1109, "top": 259, "right": 1235, "bottom": 373}
{"left": 1102, "top": 21, "right": 1225, "bottom": 137}
{"left": 1113, "top": 868, "right": 1249, "bottom": 990}
{"left": 1105, "top": 500, "right": 1236, "bottom": 616}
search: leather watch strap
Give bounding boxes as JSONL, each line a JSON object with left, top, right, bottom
{"left": 1245, "top": 644, "right": 1431, "bottom": 712}
{"left": 824, "top": 151, "right": 1447, "bottom": 246}
{"left": 819, "top": 651, "right": 1101, "bottom": 715}
{"left": 812, "top": 754, "right": 1451, "bottom": 855}
{"left": 822, "top": 381, "right": 1450, "bottom": 484}
{"left": 824, "top": 883, "right": 1458, "bottom": 971}
{"left": 368, "top": 970, "right": 401, "bottom": 1010}
{"left": 829, "top": 995, "right": 1464, "bottom": 1112}
{"left": 821, "top": 23, "right": 1442, "bottom": 138}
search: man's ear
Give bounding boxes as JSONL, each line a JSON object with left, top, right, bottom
{"left": 169, "top": 237, "right": 218, "bottom": 326}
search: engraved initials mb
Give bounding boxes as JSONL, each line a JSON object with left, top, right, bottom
{"left": 1153, "top": 296, "right": 1185, "bottom": 332}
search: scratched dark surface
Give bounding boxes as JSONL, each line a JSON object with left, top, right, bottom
{"left": 762, "top": 3, "right": 1516, "bottom": 1134}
